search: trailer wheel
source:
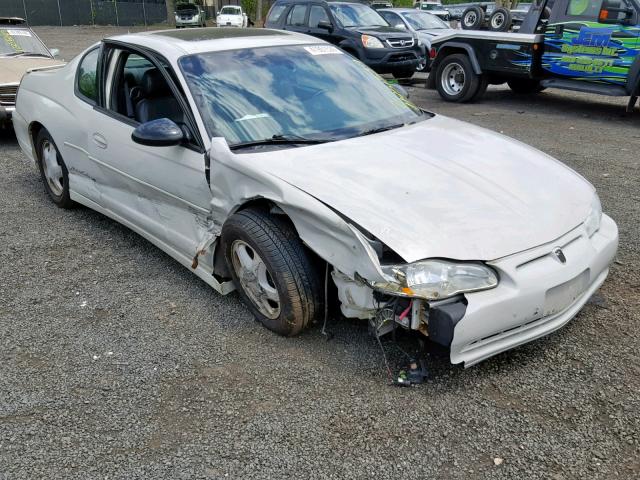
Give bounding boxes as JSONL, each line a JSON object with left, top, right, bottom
{"left": 507, "top": 79, "right": 545, "bottom": 94}
{"left": 489, "top": 8, "right": 511, "bottom": 32}
{"left": 461, "top": 6, "right": 484, "bottom": 30}
{"left": 435, "top": 54, "right": 481, "bottom": 102}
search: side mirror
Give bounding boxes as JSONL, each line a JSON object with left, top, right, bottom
{"left": 394, "top": 23, "right": 407, "bottom": 30}
{"left": 317, "top": 20, "right": 333, "bottom": 31}
{"left": 132, "top": 118, "right": 184, "bottom": 147}
{"left": 390, "top": 83, "right": 409, "bottom": 99}
{"left": 49, "top": 48, "right": 60, "bottom": 58}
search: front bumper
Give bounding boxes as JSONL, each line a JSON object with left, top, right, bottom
{"left": 0, "top": 105, "right": 15, "bottom": 123}
{"left": 177, "top": 19, "right": 202, "bottom": 27}
{"left": 364, "top": 48, "right": 421, "bottom": 73}
{"left": 450, "top": 214, "right": 618, "bottom": 367}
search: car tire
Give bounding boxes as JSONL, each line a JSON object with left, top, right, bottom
{"left": 35, "top": 128, "right": 74, "bottom": 209}
{"left": 392, "top": 68, "right": 415, "bottom": 79}
{"left": 489, "top": 8, "right": 511, "bottom": 32}
{"left": 507, "top": 78, "right": 545, "bottom": 94}
{"left": 461, "top": 6, "right": 484, "bottom": 30}
{"left": 221, "top": 208, "right": 322, "bottom": 337}
{"left": 435, "top": 53, "right": 480, "bottom": 102}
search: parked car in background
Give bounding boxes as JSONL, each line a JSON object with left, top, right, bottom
{"left": 216, "top": 5, "right": 249, "bottom": 27}
{"left": 265, "top": 0, "right": 423, "bottom": 78}
{"left": 13, "top": 27, "right": 618, "bottom": 368}
{"left": 175, "top": 3, "right": 207, "bottom": 28}
{"left": 414, "top": 1, "right": 450, "bottom": 22}
{"left": 378, "top": 8, "right": 454, "bottom": 70}
{"left": 0, "top": 17, "right": 62, "bottom": 127}
{"left": 370, "top": 1, "right": 393, "bottom": 9}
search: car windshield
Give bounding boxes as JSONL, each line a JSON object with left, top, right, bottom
{"left": 421, "top": 4, "right": 440, "bottom": 11}
{"left": 0, "top": 28, "right": 50, "bottom": 56}
{"left": 402, "top": 11, "right": 448, "bottom": 29}
{"left": 329, "top": 4, "right": 388, "bottom": 27}
{"left": 179, "top": 45, "right": 426, "bottom": 148}
{"left": 220, "top": 6, "right": 241, "bottom": 14}
{"left": 177, "top": 5, "right": 197, "bottom": 11}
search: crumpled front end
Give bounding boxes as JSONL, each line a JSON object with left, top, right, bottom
{"left": 450, "top": 214, "right": 618, "bottom": 366}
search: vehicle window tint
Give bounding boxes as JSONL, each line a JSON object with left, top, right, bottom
{"left": 565, "top": 0, "right": 603, "bottom": 18}
{"left": 308, "top": 5, "right": 330, "bottom": 27}
{"left": 286, "top": 4, "right": 307, "bottom": 26}
{"left": 379, "top": 11, "right": 402, "bottom": 28}
{"left": 77, "top": 48, "right": 99, "bottom": 102}
{"left": 267, "top": 3, "right": 288, "bottom": 23}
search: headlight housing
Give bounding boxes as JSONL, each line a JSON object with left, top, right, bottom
{"left": 584, "top": 194, "right": 602, "bottom": 237}
{"left": 362, "top": 35, "right": 385, "bottom": 49}
{"left": 369, "top": 259, "right": 498, "bottom": 300}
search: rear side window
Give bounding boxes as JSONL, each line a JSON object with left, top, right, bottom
{"left": 286, "top": 4, "right": 308, "bottom": 26}
{"left": 77, "top": 48, "right": 99, "bottom": 103}
{"left": 267, "top": 3, "right": 288, "bottom": 23}
{"left": 308, "top": 5, "right": 330, "bottom": 27}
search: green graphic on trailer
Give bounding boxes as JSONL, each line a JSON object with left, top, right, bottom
{"left": 541, "top": 20, "right": 640, "bottom": 84}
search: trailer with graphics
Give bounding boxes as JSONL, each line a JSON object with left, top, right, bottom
{"left": 427, "top": 0, "right": 640, "bottom": 111}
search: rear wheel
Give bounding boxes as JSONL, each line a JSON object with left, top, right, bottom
{"left": 35, "top": 128, "right": 74, "bottom": 209}
{"left": 461, "top": 6, "right": 484, "bottom": 30}
{"left": 435, "top": 53, "right": 481, "bottom": 102}
{"left": 507, "top": 78, "right": 545, "bottom": 94}
{"left": 488, "top": 8, "right": 511, "bottom": 32}
{"left": 221, "top": 208, "right": 322, "bottom": 337}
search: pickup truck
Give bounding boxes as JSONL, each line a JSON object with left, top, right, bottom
{"left": 426, "top": 0, "right": 640, "bottom": 112}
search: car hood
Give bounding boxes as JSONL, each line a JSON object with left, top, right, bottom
{"left": 245, "top": 115, "right": 594, "bottom": 263}
{"left": 354, "top": 25, "right": 414, "bottom": 38}
{"left": 0, "top": 56, "right": 60, "bottom": 83}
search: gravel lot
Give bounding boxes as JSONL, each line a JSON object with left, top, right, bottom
{"left": 1, "top": 27, "right": 639, "bottom": 480}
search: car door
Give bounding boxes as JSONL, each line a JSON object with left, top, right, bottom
{"left": 88, "top": 44, "right": 213, "bottom": 259}
{"left": 307, "top": 4, "right": 335, "bottom": 42}
{"left": 283, "top": 3, "right": 309, "bottom": 33}
{"left": 542, "top": 0, "right": 639, "bottom": 85}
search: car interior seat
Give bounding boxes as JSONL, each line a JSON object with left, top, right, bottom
{"left": 135, "top": 68, "right": 184, "bottom": 125}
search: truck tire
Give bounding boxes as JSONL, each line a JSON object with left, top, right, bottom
{"left": 507, "top": 78, "right": 545, "bottom": 94}
{"left": 461, "top": 6, "right": 484, "bottom": 30}
{"left": 489, "top": 8, "right": 511, "bottom": 32}
{"left": 221, "top": 208, "right": 322, "bottom": 337}
{"left": 435, "top": 53, "right": 481, "bottom": 102}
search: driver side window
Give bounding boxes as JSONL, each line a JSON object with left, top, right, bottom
{"left": 105, "top": 49, "right": 185, "bottom": 127}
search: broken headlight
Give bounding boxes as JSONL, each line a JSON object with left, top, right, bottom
{"left": 584, "top": 194, "right": 602, "bottom": 238}
{"left": 370, "top": 259, "right": 498, "bottom": 300}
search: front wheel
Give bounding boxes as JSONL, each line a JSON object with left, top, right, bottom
{"left": 507, "top": 78, "right": 545, "bottom": 94}
{"left": 35, "top": 128, "right": 74, "bottom": 209}
{"left": 221, "top": 208, "right": 323, "bottom": 337}
{"left": 435, "top": 54, "right": 481, "bottom": 102}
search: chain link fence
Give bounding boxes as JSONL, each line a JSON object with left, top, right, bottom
{"left": 1, "top": 0, "right": 168, "bottom": 26}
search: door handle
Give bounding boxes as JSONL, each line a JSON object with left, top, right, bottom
{"left": 92, "top": 133, "right": 108, "bottom": 149}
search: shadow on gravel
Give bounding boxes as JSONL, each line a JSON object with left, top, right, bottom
{"left": 0, "top": 124, "right": 18, "bottom": 145}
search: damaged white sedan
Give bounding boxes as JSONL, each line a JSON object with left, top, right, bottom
{"left": 13, "top": 28, "right": 618, "bottom": 367}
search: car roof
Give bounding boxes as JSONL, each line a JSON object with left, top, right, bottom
{"left": 107, "top": 28, "right": 320, "bottom": 61}
{"left": 0, "top": 17, "right": 27, "bottom": 25}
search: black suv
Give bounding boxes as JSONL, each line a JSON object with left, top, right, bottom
{"left": 265, "top": 0, "right": 424, "bottom": 78}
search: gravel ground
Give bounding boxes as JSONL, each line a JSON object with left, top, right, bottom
{"left": 1, "top": 27, "right": 639, "bottom": 480}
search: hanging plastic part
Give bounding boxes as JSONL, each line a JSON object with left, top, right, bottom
{"left": 191, "top": 234, "right": 217, "bottom": 269}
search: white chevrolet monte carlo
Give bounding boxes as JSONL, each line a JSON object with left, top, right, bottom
{"left": 13, "top": 28, "right": 618, "bottom": 367}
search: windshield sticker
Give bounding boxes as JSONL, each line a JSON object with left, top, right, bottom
{"left": 0, "top": 30, "right": 21, "bottom": 52}
{"left": 7, "top": 29, "right": 32, "bottom": 37}
{"left": 304, "top": 45, "right": 343, "bottom": 56}
{"left": 234, "top": 113, "right": 271, "bottom": 122}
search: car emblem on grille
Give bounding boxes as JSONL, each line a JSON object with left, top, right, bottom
{"left": 552, "top": 247, "right": 566, "bottom": 264}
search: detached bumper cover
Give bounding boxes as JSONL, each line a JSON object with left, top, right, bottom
{"left": 451, "top": 214, "right": 618, "bottom": 367}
